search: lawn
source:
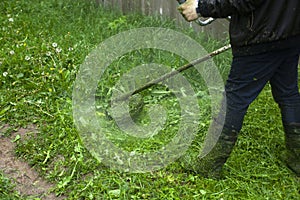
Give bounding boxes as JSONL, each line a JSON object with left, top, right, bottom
{"left": 0, "top": 0, "right": 299, "bottom": 199}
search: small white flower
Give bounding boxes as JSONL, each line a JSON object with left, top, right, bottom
{"left": 129, "top": 151, "right": 136, "bottom": 156}
{"left": 8, "top": 18, "right": 14, "bottom": 22}
{"left": 52, "top": 43, "right": 58, "bottom": 48}
{"left": 25, "top": 56, "right": 31, "bottom": 61}
{"left": 9, "top": 50, "right": 15, "bottom": 55}
{"left": 68, "top": 47, "right": 73, "bottom": 51}
{"left": 46, "top": 51, "right": 51, "bottom": 56}
{"left": 56, "top": 48, "right": 62, "bottom": 53}
{"left": 3, "top": 72, "right": 8, "bottom": 77}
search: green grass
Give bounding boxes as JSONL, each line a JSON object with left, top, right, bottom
{"left": 1, "top": 0, "right": 299, "bottom": 199}
{"left": 0, "top": 171, "right": 20, "bottom": 199}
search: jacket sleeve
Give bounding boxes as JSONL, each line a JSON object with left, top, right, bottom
{"left": 198, "top": 0, "right": 264, "bottom": 18}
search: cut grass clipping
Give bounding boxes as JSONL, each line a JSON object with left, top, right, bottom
{"left": 1, "top": 0, "right": 299, "bottom": 199}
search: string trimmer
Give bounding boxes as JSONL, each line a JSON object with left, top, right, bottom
{"left": 111, "top": 44, "right": 231, "bottom": 104}
{"left": 110, "top": 0, "right": 231, "bottom": 116}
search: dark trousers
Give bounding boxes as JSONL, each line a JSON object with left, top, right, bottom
{"left": 224, "top": 46, "right": 300, "bottom": 132}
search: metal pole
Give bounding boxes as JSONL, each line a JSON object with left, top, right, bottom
{"left": 111, "top": 44, "right": 231, "bottom": 103}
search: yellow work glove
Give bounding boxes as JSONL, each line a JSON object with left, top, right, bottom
{"left": 178, "top": 0, "right": 199, "bottom": 22}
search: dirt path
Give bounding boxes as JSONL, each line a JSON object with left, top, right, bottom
{"left": 0, "top": 124, "right": 65, "bottom": 200}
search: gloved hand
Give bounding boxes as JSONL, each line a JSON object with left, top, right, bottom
{"left": 178, "top": 0, "right": 199, "bottom": 22}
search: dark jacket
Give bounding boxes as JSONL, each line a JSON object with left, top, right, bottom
{"left": 198, "top": 0, "right": 300, "bottom": 56}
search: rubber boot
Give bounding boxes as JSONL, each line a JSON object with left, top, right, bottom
{"left": 181, "top": 127, "right": 238, "bottom": 179}
{"left": 197, "top": 127, "right": 238, "bottom": 178}
{"left": 284, "top": 123, "right": 300, "bottom": 177}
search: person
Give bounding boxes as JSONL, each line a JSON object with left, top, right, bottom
{"left": 178, "top": 0, "right": 300, "bottom": 178}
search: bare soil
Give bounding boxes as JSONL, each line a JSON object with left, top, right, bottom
{"left": 0, "top": 124, "right": 65, "bottom": 200}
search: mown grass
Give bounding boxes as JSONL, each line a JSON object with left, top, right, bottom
{"left": 0, "top": 0, "right": 299, "bottom": 199}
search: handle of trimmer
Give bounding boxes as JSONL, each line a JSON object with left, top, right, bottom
{"left": 177, "top": 0, "right": 217, "bottom": 26}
